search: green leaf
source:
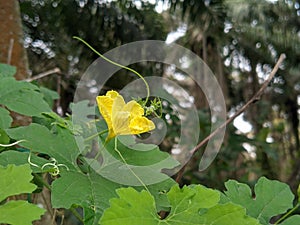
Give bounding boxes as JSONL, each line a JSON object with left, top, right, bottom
{"left": 100, "top": 185, "right": 260, "bottom": 225}
{"left": 166, "top": 185, "right": 220, "bottom": 216}
{"left": 0, "top": 164, "right": 45, "bottom": 225}
{"left": 0, "top": 129, "right": 10, "bottom": 151}
{"left": 70, "top": 100, "right": 97, "bottom": 124}
{"left": 90, "top": 136, "right": 179, "bottom": 186}
{"left": 100, "top": 187, "right": 158, "bottom": 225}
{"left": 0, "top": 200, "right": 45, "bottom": 225}
{"left": 39, "top": 86, "right": 59, "bottom": 108}
{"left": 143, "top": 178, "right": 176, "bottom": 212}
{"left": 279, "top": 215, "right": 300, "bottom": 225}
{"left": 0, "top": 164, "right": 36, "bottom": 201}
{"left": 0, "top": 77, "right": 51, "bottom": 116}
{"left": 195, "top": 203, "right": 261, "bottom": 225}
{"left": 0, "top": 150, "right": 49, "bottom": 173}
{"left": 52, "top": 170, "right": 122, "bottom": 225}
{"left": 223, "top": 177, "right": 295, "bottom": 225}
{"left": 6, "top": 123, "right": 81, "bottom": 171}
{"left": 52, "top": 170, "right": 175, "bottom": 225}
{"left": 0, "top": 63, "right": 16, "bottom": 77}
{"left": 0, "top": 107, "right": 12, "bottom": 129}
{"left": 164, "top": 185, "right": 258, "bottom": 225}
{"left": 107, "top": 136, "right": 179, "bottom": 166}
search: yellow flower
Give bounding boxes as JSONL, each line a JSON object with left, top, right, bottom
{"left": 96, "top": 90, "right": 155, "bottom": 141}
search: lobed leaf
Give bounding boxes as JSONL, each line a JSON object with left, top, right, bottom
{"left": 223, "top": 177, "right": 295, "bottom": 225}
{"left": 0, "top": 164, "right": 45, "bottom": 225}
{"left": 51, "top": 170, "right": 175, "bottom": 225}
{"left": 0, "top": 200, "right": 45, "bottom": 225}
{"left": 52, "top": 170, "right": 122, "bottom": 225}
{"left": 0, "top": 164, "right": 36, "bottom": 201}
{"left": 100, "top": 184, "right": 260, "bottom": 225}
{"left": 100, "top": 187, "right": 159, "bottom": 225}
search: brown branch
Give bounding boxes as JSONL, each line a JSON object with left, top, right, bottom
{"left": 24, "top": 67, "right": 61, "bottom": 82}
{"left": 175, "top": 53, "right": 286, "bottom": 183}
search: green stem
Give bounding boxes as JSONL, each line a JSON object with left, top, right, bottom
{"left": 70, "top": 206, "right": 84, "bottom": 223}
{"left": 93, "top": 139, "right": 110, "bottom": 161}
{"left": 274, "top": 203, "right": 300, "bottom": 224}
{"left": 33, "top": 173, "right": 52, "bottom": 190}
{"left": 114, "top": 137, "right": 150, "bottom": 194}
{"left": 73, "top": 36, "right": 150, "bottom": 104}
{"left": 84, "top": 129, "right": 108, "bottom": 142}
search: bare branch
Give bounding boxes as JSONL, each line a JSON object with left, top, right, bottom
{"left": 24, "top": 68, "right": 61, "bottom": 82}
{"left": 176, "top": 53, "right": 286, "bottom": 183}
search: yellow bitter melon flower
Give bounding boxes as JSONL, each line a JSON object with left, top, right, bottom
{"left": 96, "top": 90, "right": 155, "bottom": 141}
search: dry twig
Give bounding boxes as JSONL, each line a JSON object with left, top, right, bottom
{"left": 24, "top": 68, "right": 61, "bottom": 82}
{"left": 176, "top": 53, "right": 286, "bottom": 183}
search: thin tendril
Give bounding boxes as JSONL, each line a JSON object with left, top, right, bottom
{"left": 28, "top": 152, "right": 39, "bottom": 168}
{"left": 0, "top": 140, "right": 25, "bottom": 147}
{"left": 114, "top": 137, "right": 150, "bottom": 194}
{"left": 73, "top": 36, "right": 150, "bottom": 104}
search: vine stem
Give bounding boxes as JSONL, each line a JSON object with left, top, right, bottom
{"left": 114, "top": 137, "right": 151, "bottom": 194}
{"left": 176, "top": 53, "right": 286, "bottom": 183}
{"left": 73, "top": 36, "right": 150, "bottom": 104}
{"left": 84, "top": 129, "right": 108, "bottom": 142}
{"left": 274, "top": 203, "right": 300, "bottom": 224}
{"left": 70, "top": 206, "right": 84, "bottom": 224}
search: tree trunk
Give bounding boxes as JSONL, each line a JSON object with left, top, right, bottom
{"left": 0, "top": 1, "right": 55, "bottom": 224}
{"left": 0, "top": 0, "right": 29, "bottom": 80}
{"left": 0, "top": 0, "right": 32, "bottom": 126}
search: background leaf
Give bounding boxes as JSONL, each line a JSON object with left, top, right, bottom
{"left": 39, "top": 86, "right": 59, "bottom": 108}
{"left": 222, "top": 177, "right": 295, "bottom": 225}
{"left": 0, "top": 77, "right": 51, "bottom": 116}
{"left": 0, "top": 63, "right": 16, "bottom": 77}
{"left": 0, "top": 107, "right": 12, "bottom": 129}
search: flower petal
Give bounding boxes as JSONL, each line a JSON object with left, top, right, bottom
{"left": 96, "top": 91, "right": 120, "bottom": 140}
{"left": 129, "top": 116, "right": 155, "bottom": 134}
{"left": 124, "top": 100, "right": 144, "bottom": 117}
{"left": 112, "top": 95, "right": 131, "bottom": 135}
{"left": 112, "top": 111, "right": 131, "bottom": 135}
{"left": 96, "top": 90, "right": 156, "bottom": 141}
